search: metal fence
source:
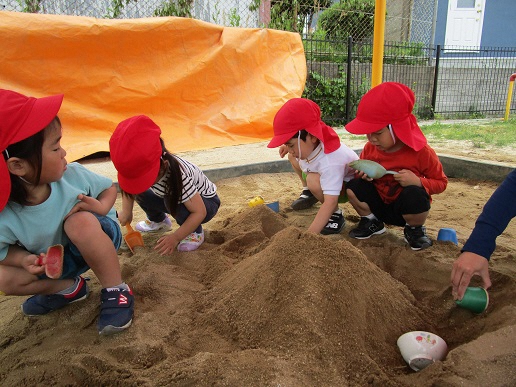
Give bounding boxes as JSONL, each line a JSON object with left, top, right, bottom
{"left": 2, "top": 0, "right": 437, "bottom": 43}
{"left": 304, "top": 39, "right": 516, "bottom": 125}
{"left": 3, "top": 0, "right": 515, "bottom": 124}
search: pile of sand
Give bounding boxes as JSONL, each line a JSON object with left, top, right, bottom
{"left": 0, "top": 173, "right": 515, "bottom": 386}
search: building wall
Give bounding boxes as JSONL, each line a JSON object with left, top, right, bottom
{"left": 435, "top": 0, "right": 516, "bottom": 48}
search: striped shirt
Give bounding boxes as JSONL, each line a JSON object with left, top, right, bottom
{"left": 150, "top": 155, "right": 217, "bottom": 203}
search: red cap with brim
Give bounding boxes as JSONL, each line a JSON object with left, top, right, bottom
{"left": 268, "top": 98, "right": 340, "bottom": 153}
{"left": 345, "top": 82, "right": 427, "bottom": 151}
{"left": 109, "top": 115, "right": 163, "bottom": 195}
{"left": 0, "top": 89, "right": 64, "bottom": 211}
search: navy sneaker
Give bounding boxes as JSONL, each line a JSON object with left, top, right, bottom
{"left": 404, "top": 225, "right": 433, "bottom": 251}
{"left": 98, "top": 286, "right": 134, "bottom": 336}
{"left": 21, "top": 276, "right": 89, "bottom": 316}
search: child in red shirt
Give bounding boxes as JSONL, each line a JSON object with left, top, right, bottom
{"left": 345, "top": 82, "right": 448, "bottom": 250}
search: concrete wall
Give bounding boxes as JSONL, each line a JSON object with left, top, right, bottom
{"left": 204, "top": 151, "right": 514, "bottom": 184}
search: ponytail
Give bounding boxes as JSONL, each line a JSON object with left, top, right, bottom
{"left": 159, "top": 138, "right": 183, "bottom": 217}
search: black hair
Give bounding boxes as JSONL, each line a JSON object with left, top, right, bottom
{"left": 5, "top": 117, "right": 61, "bottom": 206}
{"left": 120, "top": 137, "right": 183, "bottom": 216}
{"left": 159, "top": 138, "right": 183, "bottom": 217}
{"left": 289, "top": 129, "right": 308, "bottom": 142}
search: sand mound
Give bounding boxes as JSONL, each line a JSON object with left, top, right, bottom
{"left": 0, "top": 174, "right": 515, "bottom": 386}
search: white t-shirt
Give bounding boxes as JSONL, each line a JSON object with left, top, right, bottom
{"left": 299, "top": 143, "right": 359, "bottom": 196}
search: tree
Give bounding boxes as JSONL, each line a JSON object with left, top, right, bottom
{"left": 18, "top": 0, "right": 42, "bottom": 13}
{"left": 106, "top": 0, "right": 193, "bottom": 19}
{"left": 250, "top": 0, "right": 332, "bottom": 33}
{"left": 317, "top": 0, "right": 375, "bottom": 42}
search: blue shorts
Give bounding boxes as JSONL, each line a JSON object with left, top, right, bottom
{"left": 39, "top": 214, "right": 122, "bottom": 280}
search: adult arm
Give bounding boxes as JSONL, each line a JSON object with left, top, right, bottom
{"left": 451, "top": 169, "right": 516, "bottom": 299}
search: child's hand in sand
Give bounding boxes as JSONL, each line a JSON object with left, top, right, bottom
{"left": 155, "top": 234, "right": 180, "bottom": 255}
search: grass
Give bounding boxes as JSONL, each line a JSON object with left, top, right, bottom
{"left": 421, "top": 119, "right": 516, "bottom": 149}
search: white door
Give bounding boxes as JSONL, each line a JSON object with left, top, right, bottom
{"left": 445, "top": 0, "right": 485, "bottom": 48}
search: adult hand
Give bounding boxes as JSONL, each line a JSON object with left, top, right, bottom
{"left": 451, "top": 251, "right": 491, "bottom": 300}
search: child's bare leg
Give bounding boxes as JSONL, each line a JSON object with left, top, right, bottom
{"left": 346, "top": 189, "right": 373, "bottom": 216}
{"left": 403, "top": 211, "right": 429, "bottom": 226}
{"left": 64, "top": 212, "right": 122, "bottom": 288}
{"left": 0, "top": 266, "right": 74, "bottom": 296}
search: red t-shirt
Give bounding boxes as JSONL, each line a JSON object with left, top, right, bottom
{"left": 360, "top": 142, "right": 448, "bottom": 204}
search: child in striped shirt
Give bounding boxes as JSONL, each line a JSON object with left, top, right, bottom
{"left": 110, "top": 115, "right": 220, "bottom": 253}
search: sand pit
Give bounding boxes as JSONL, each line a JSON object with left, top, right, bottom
{"left": 0, "top": 172, "right": 515, "bottom": 386}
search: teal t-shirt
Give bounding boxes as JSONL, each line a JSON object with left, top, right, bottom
{"left": 0, "top": 162, "right": 117, "bottom": 260}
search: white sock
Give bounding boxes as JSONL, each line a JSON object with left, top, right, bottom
{"left": 105, "top": 282, "right": 129, "bottom": 292}
{"left": 365, "top": 213, "right": 377, "bottom": 220}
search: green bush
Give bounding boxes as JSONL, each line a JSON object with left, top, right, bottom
{"left": 153, "top": 0, "right": 193, "bottom": 17}
{"left": 303, "top": 67, "right": 368, "bottom": 125}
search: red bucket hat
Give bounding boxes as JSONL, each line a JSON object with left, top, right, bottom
{"left": 0, "top": 89, "right": 64, "bottom": 211}
{"left": 267, "top": 98, "right": 340, "bottom": 153}
{"left": 109, "top": 115, "right": 163, "bottom": 194}
{"left": 345, "top": 82, "right": 427, "bottom": 151}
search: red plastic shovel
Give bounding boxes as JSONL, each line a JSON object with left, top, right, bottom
{"left": 37, "top": 244, "right": 64, "bottom": 279}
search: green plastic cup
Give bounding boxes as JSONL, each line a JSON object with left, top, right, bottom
{"left": 455, "top": 287, "right": 489, "bottom": 313}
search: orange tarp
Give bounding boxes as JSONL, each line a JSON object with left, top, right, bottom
{"left": 0, "top": 11, "right": 306, "bottom": 161}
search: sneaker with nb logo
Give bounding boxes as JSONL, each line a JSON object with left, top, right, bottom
{"left": 320, "top": 211, "right": 345, "bottom": 235}
{"left": 404, "top": 225, "right": 433, "bottom": 251}
{"left": 98, "top": 286, "right": 134, "bottom": 335}
{"left": 135, "top": 217, "right": 172, "bottom": 232}
{"left": 349, "top": 217, "right": 386, "bottom": 239}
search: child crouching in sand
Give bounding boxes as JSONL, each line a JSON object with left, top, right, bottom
{"left": 110, "top": 115, "right": 220, "bottom": 254}
{"left": 345, "top": 82, "right": 448, "bottom": 250}
{"left": 0, "top": 89, "right": 133, "bottom": 335}
{"left": 268, "top": 98, "right": 358, "bottom": 235}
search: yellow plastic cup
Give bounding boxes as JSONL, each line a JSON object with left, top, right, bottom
{"left": 248, "top": 196, "right": 265, "bottom": 208}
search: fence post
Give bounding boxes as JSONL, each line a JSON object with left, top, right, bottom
{"left": 431, "top": 45, "right": 441, "bottom": 119}
{"left": 504, "top": 73, "right": 516, "bottom": 121}
{"left": 346, "top": 36, "right": 353, "bottom": 123}
{"left": 371, "top": 0, "right": 386, "bottom": 87}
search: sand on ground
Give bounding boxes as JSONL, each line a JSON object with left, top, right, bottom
{"left": 0, "top": 143, "right": 515, "bottom": 386}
